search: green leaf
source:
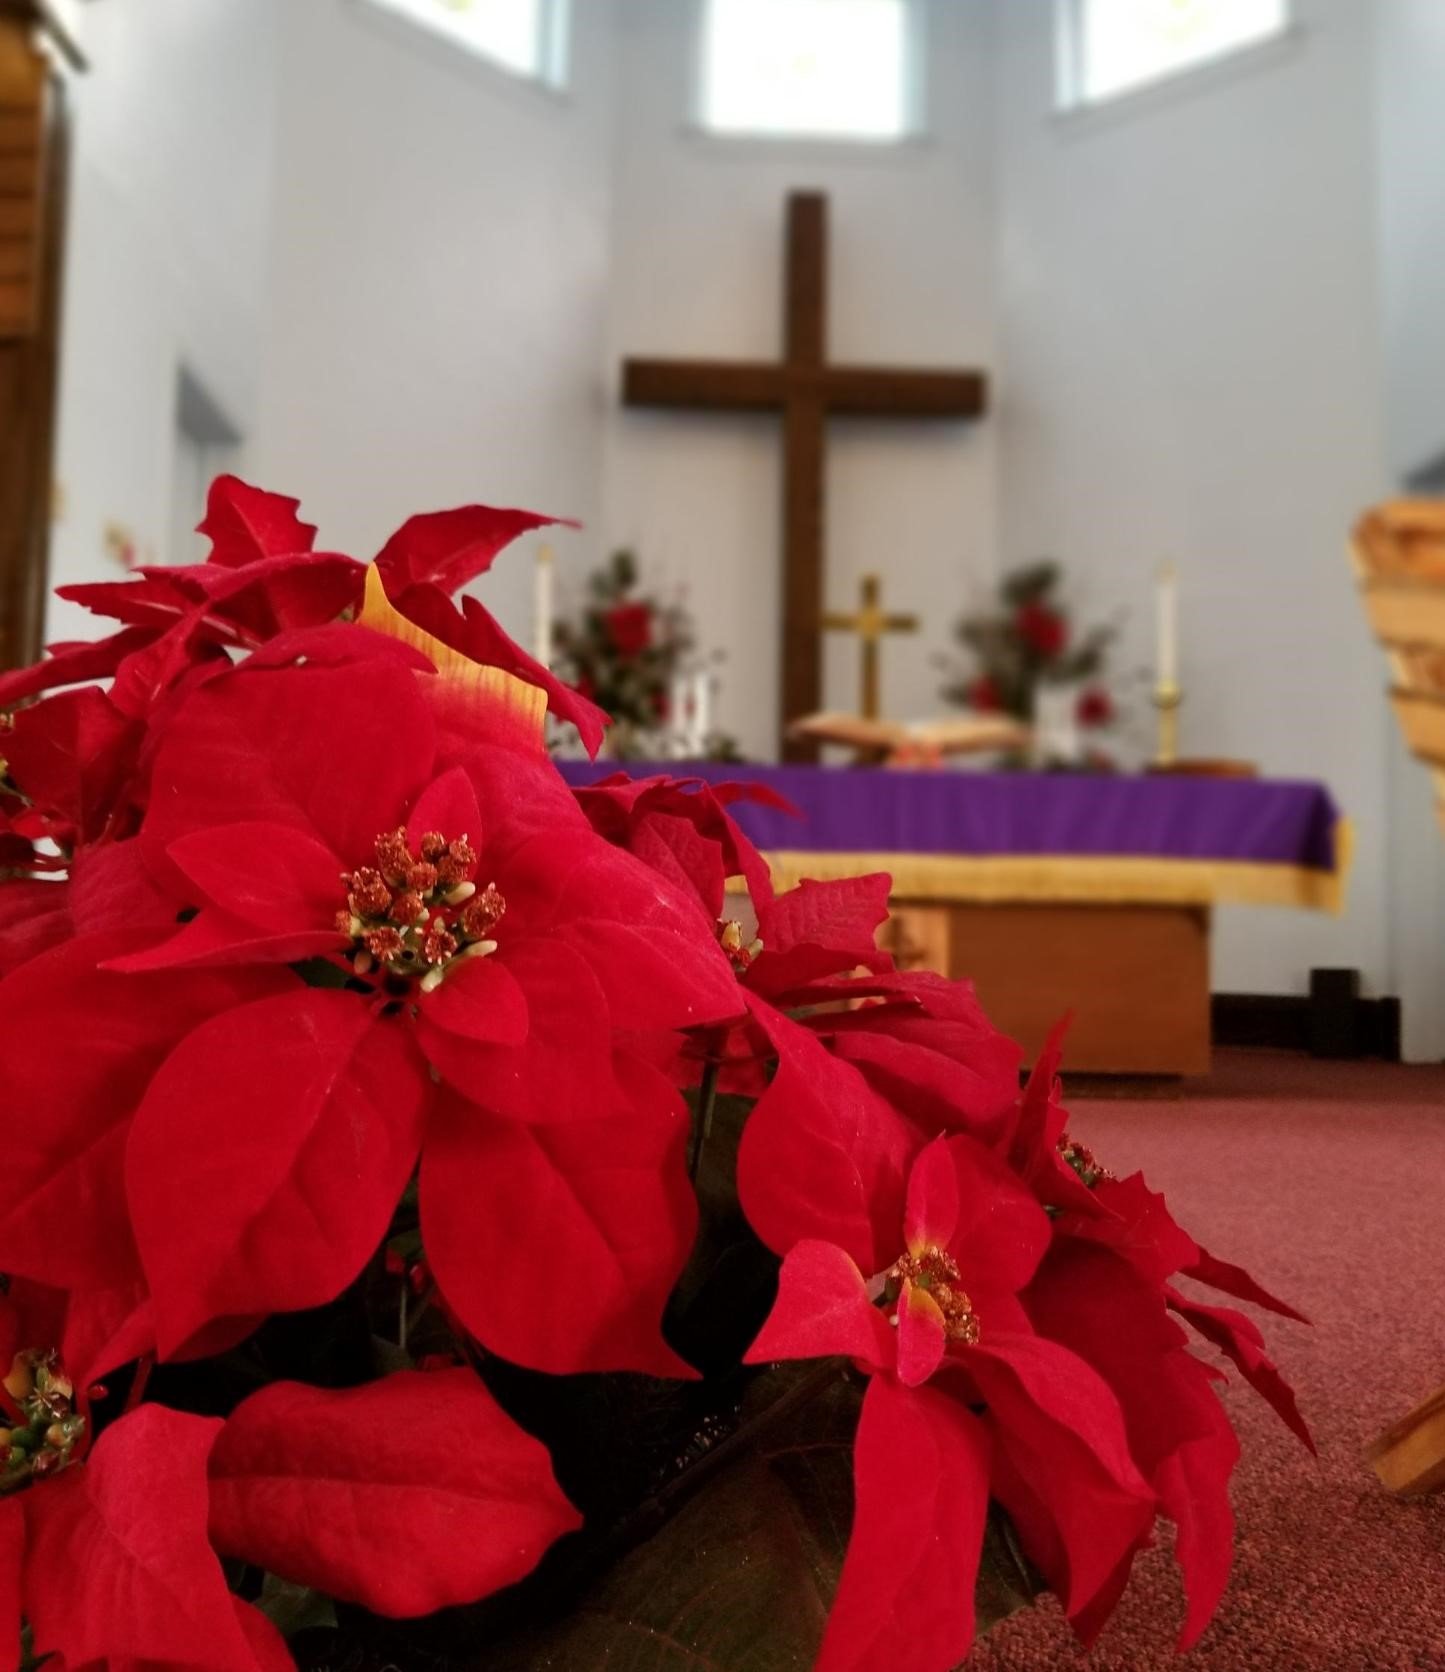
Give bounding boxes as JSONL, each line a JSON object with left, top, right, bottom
{"left": 665, "top": 1092, "right": 778, "bottom": 1375}
{"left": 259, "top": 1572, "right": 339, "bottom": 1636}
{"left": 289, "top": 957, "right": 358, "bottom": 991}
{"left": 19, "top": 1621, "right": 56, "bottom": 1672}
{"left": 368, "top": 1332, "right": 413, "bottom": 1376}
{"left": 1000, "top": 560, "right": 1059, "bottom": 607}
{"left": 474, "top": 1369, "right": 1042, "bottom": 1671}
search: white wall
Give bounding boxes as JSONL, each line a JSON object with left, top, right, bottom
{"left": 47, "top": 0, "right": 282, "bottom": 641}
{"left": 1377, "top": 0, "right": 1445, "bottom": 485}
{"left": 43, "top": 0, "right": 1429, "bottom": 1025}
{"left": 989, "top": 0, "right": 1390, "bottom": 999}
{"left": 602, "top": 0, "right": 1403, "bottom": 1005}
{"left": 600, "top": 0, "right": 999, "bottom": 762}
{"left": 251, "top": 0, "right": 618, "bottom": 646}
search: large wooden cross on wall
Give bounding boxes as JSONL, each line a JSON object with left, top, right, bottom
{"left": 621, "top": 191, "right": 987, "bottom": 761}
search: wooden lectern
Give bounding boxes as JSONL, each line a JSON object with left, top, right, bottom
{"left": 1353, "top": 498, "right": 1445, "bottom": 830}
{"left": 0, "top": 0, "right": 80, "bottom": 671}
{"left": 1353, "top": 498, "right": 1445, "bottom": 1496}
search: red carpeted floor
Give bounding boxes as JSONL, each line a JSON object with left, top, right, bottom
{"left": 969, "top": 1049, "right": 1445, "bottom": 1672}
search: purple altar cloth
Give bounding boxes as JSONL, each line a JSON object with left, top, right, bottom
{"left": 556, "top": 762, "right": 1342, "bottom": 873}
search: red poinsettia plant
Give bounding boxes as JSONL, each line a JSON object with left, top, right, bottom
{"left": 940, "top": 560, "right": 1118, "bottom": 744}
{"left": 0, "top": 478, "right": 1309, "bottom": 1672}
{"left": 551, "top": 547, "right": 702, "bottom": 759}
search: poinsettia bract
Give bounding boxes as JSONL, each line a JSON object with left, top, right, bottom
{"left": 0, "top": 476, "right": 1310, "bottom": 1672}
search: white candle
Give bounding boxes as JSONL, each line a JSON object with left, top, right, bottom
{"left": 668, "top": 674, "right": 689, "bottom": 756}
{"left": 691, "top": 669, "right": 711, "bottom": 755}
{"left": 1156, "top": 563, "right": 1178, "bottom": 688}
{"left": 533, "top": 545, "right": 554, "bottom": 668}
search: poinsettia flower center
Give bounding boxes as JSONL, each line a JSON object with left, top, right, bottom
{"left": 1058, "top": 1136, "right": 1113, "bottom": 1189}
{"left": 718, "top": 919, "right": 763, "bottom": 973}
{"left": 1, "top": 1349, "right": 84, "bottom": 1494}
{"left": 885, "top": 1248, "right": 981, "bottom": 1346}
{"left": 337, "top": 827, "right": 506, "bottom": 994}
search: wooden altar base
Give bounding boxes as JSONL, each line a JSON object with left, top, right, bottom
{"left": 884, "top": 900, "right": 1212, "bottom": 1076}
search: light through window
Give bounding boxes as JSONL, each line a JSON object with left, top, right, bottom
{"left": 1067, "top": 0, "right": 1289, "bottom": 106}
{"left": 364, "top": 0, "right": 564, "bottom": 83}
{"left": 702, "top": 0, "right": 915, "bottom": 141}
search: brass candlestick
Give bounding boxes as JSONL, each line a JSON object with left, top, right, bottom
{"left": 1152, "top": 681, "right": 1182, "bottom": 769}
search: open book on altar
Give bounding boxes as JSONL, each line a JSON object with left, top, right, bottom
{"left": 788, "top": 709, "right": 1029, "bottom": 761}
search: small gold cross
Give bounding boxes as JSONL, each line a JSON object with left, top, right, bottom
{"left": 822, "top": 574, "right": 919, "bottom": 721}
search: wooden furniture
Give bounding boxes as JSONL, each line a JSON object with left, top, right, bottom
{"left": 1353, "top": 498, "right": 1445, "bottom": 1498}
{"left": 1353, "top": 498, "right": 1445, "bottom": 833}
{"left": 621, "top": 191, "right": 986, "bottom": 760}
{"left": 1366, "top": 1386, "right": 1445, "bottom": 1498}
{"left": 0, "top": 1, "right": 75, "bottom": 671}
{"left": 562, "top": 761, "right": 1348, "bottom": 1078}
{"left": 754, "top": 770, "right": 1345, "bottom": 1078}
{"left": 882, "top": 900, "right": 1211, "bottom": 1075}
{"left": 1147, "top": 759, "right": 1259, "bottom": 779}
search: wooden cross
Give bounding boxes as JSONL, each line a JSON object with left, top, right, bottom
{"left": 823, "top": 573, "right": 917, "bottom": 721}
{"left": 621, "top": 191, "right": 986, "bottom": 760}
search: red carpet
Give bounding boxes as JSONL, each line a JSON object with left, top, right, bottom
{"left": 969, "top": 1049, "right": 1445, "bottom": 1671}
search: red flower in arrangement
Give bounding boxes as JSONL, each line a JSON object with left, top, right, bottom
{"left": 673, "top": 874, "right": 902, "bottom": 1098}
{"left": 967, "top": 673, "right": 1002, "bottom": 711}
{"left": 1077, "top": 684, "right": 1115, "bottom": 727}
{"left": 736, "top": 1007, "right": 917, "bottom": 1272}
{"left": 570, "top": 786, "right": 1005, "bottom": 1110}
{"left": 47, "top": 655, "right": 740, "bottom": 1378}
{"left": 0, "top": 481, "right": 1311, "bottom": 1671}
{"left": 368, "top": 508, "right": 609, "bottom": 755}
{"left": 1006, "top": 1034, "right": 1314, "bottom": 1448}
{"left": 689, "top": 872, "right": 1021, "bottom": 1129}
{"left": 0, "top": 684, "right": 139, "bottom": 857}
{"left": 745, "top": 1137, "right": 1156, "bottom": 1671}
{"left": 731, "top": 1001, "right": 1311, "bottom": 1667}
{"left": 1022, "top": 1245, "right": 1245, "bottom": 1649}
{"left": 604, "top": 600, "right": 654, "bottom": 658}
{"left": 993, "top": 1023, "right": 1120, "bottom": 1216}
{"left": 3, "top": 475, "right": 607, "bottom": 758}
{"left": 0, "top": 1286, "right": 577, "bottom": 1656}
{"left": 207, "top": 1369, "right": 580, "bottom": 1618}
{"left": 1015, "top": 601, "right": 1068, "bottom": 659}
{"left": 0, "top": 1391, "right": 289, "bottom": 1672}
{"left": 569, "top": 770, "right": 782, "bottom": 926}
{"left": 788, "top": 965, "right": 1025, "bottom": 1139}
{"left": 743, "top": 872, "right": 893, "bottom": 1001}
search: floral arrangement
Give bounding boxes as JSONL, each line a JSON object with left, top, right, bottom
{"left": 941, "top": 560, "right": 1117, "bottom": 735}
{"left": 0, "top": 478, "right": 1309, "bottom": 1672}
{"left": 551, "top": 547, "right": 698, "bottom": 758}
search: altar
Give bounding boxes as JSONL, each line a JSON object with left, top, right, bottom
{"left": 558, "top": 762, "right": 1350, "bottom": 1075}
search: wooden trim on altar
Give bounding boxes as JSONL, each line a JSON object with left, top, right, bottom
{"left": 760, "top": 825, "right": 1352, "bottom": 916}
{"left": 882, "top": 899, "right": 1212, "bottom": 1076}
{"left": 738, "top": 823, "right": 1350, "bottom": 1075}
